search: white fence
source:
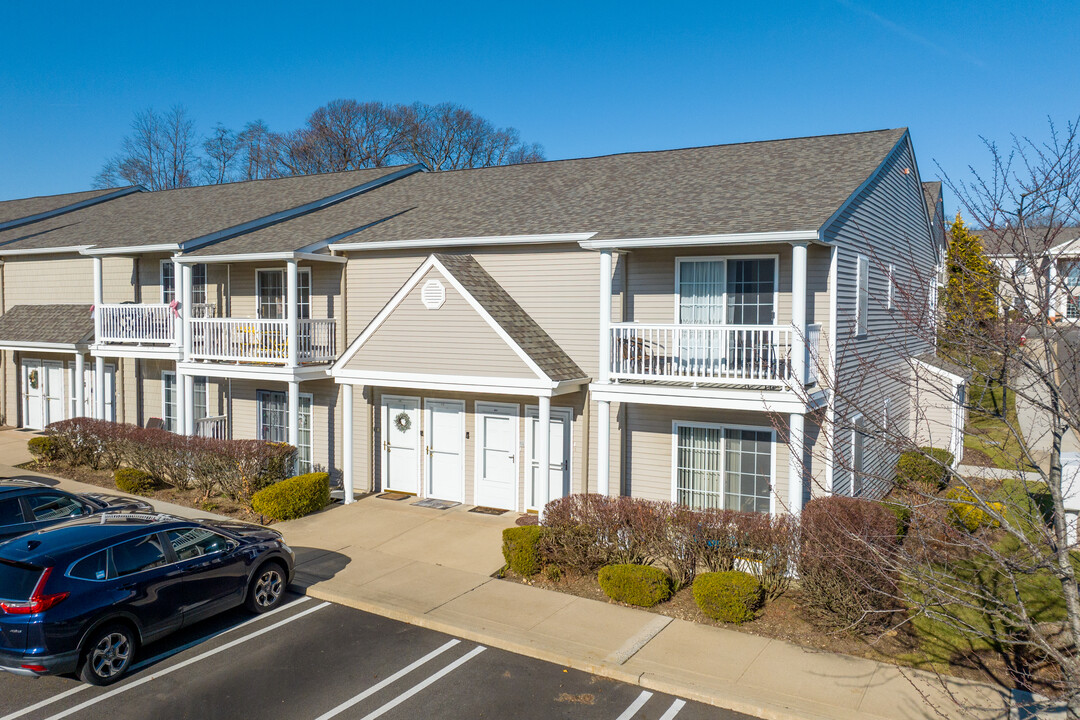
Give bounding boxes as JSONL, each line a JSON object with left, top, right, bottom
{"left": 189, "top": 318, "right": 336, "bottom": 363}
{"left": 97, "top": 304, "right": 176, "bottom": 344}
{"left": 194, "top": 414, "right": 227, "bottom": 439}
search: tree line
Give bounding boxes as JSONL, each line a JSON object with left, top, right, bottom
{"left": 93, "top": 100, "right": 546, "bottom": 190}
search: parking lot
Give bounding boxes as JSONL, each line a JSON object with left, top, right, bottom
{"left": 0, "top": 594, "right": 744, "bottom": 720}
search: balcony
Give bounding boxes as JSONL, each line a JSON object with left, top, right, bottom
{"left": 96, "top": 304, "right": 176, "bottom": 345}
{"left": 609, "top": 323, "right": 822, "bottom": 387}
{"left": 189, "top": 318, "right": 336, "bottom": 364}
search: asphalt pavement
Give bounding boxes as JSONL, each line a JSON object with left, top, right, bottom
{"left": 0, "top": 593, "right": 743, "bottom": 720}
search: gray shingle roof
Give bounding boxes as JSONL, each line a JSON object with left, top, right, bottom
{"left": 434, "top": 254, "right": 587, "bottom": 382}
{"left": 915, "top": 352, "right": 971, "bottom": 380}
{"left": 0, "top": 167, "right": 407, "bottom": 253}
{"left": 0, "top": 305, "right": 94, "bottom": 345}
{"left": 0, "top": 188, "right": 129, "bottom": 226}
{"left": 971, "top": 226, "right": 1080, "bottom": 256}
{"left": 922, "top": 181, "right": 941, "bottom": 216}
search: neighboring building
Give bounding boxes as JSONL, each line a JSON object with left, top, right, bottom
{"left": 977, "top": 225, "right": 1080, "bottom": 320}
{"left": 0, "top": 128, "right": 947, "bottom": 514}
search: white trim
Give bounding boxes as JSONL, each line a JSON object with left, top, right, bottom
{"left": 850, "top": 412, "right": 866, "bottom": 497}
{"left": 160, "top": 259, "right": 176, "bottom": 304}
{"left": 670, "top": 419, "right": 778, "bottom": 514}
{"left": 0, "top": 341, "right": 85, "bottom": 354}
{"left": 913, "top": 357, "right": 966, "bottom": 385}
{"left": 825, "top": 245, "right": 838, "bottom": 494}
{"left": 423, "top": 397, "right": 466, "bottom": 504}
{"left": 90, "top": 345, "right": 182, "bottom": 361}
{"left": 162, "top": 370, "right": 178, "bottom": 431}
{"left": 473, "top": 400, "right": 520, "bottom": 512}
{"left": 333, "top": 370, "right": 582, "bottom": 397}
{"left": 589, "top": 381, "right": 820, "bottom": 414}
{"left": 0, "top": 245, "right": 93, "bottom": 257}
{"left": 855, "top": 253, "right": 869, "bottom": 337}
{"left": 177, "top": 251, "right": 347, "bottom": 265}
{"left": 380, "top": 394, "right": 421, "bottom": 495}
{"left": 176, "top": 361, "right": 328, "bottom": 382}
{"left": 297, "top": 391, "right": 314, "bottom": 473}
{"left": 580, "top": 230, "right": 822, "bottom": 251}
{"left": 82, "top": 244, "right": 178, "bottom": 256}
{"left": 524, "top": 404, "right": 573, "bottom": 511}
{"left": 333, "top": 232, "right": 596, "bottom": 252}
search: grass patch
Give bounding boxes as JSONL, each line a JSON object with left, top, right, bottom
{"left": 964, "top": 379, "right": 1029, "bottom": 471}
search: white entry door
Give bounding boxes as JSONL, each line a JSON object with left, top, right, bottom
{"left": 475, "top": 402, "right": 519, "bottom": 510}
{"left": 21, "top": 360, "right": 43, "bottom": 430}
{"left": 526, "top": 406, "right": 572, "bottom": 511}
{"left": 382, "top": 395, "right": 420, "bottom": 494}
{"left": 43, "top": 362, "right": 65, "bottom": 426}
{"left": 74, "top": 364, "right": 115, "bottom": 421}
{"left": 424, "top": 399, "right": 464, "bottom": 503}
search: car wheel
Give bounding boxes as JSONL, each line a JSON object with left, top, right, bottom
{"left": 79, "top": 623, "right": 136, "bottom": 686}
{"left": 245, "top": 562, "right": 286, "bottom": 613}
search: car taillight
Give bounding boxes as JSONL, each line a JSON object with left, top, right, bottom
{"left": 0, "top": 567, "right": 68, "bottom": 615}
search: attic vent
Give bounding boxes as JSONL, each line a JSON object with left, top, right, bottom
{"left": 421, "top": 279, "right": 446, "bottom": 310}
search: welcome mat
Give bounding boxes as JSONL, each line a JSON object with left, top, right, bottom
{"left": 412, "top": 498, "right": 460, "bottom": 510}
{"left": 377, "top": 492, "right": 411, "bottom": 501}
{"left": 469, "top": 506, "right": 507, "bottom": 516}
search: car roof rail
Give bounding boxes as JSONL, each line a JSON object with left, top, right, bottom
{"left": 97, "top": 512, "right": 178, "bottom": 524}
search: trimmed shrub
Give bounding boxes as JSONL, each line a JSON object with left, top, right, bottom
{"left": 502, "top": 526, "right": 544, "bottom": 576}
{"left": 541, "top": 494, "right": 661, "bottom": 572}
{"left": 798, "top": 496, "right": 900, "bottom": 630}
{"left": 27, "top": 436, "right": 59, "bottom": 461}
{"left": 597, "top": 564, "right": 673, "bottom": 607}
{"left": 945, "top": 487, "right": 1004, "bottom": 532}
{"left": 648, "top": 503, "right": 700, "bottom": 591}
{"left": 693, "top": 571, "right": 763, "bottom": 624}
{"left": 895, "top": 448, "right": 954, "bottom": 492}
{"left": 251, "top": 472, "right": 330, "bottom": 521}
{"left": 114, "top": 467, "right": 155, "bottom": 496}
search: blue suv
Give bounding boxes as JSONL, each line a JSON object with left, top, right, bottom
{"left": 0, "top": 479, "right": 153, "bottom": 541}
{"left": 0, "top": 512, "right": 294, "bottom": 685}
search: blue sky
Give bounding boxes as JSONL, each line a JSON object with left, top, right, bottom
{"left": 2, "top": 0, "right": 1077, "bottom": 216}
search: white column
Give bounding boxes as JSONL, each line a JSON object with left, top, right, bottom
{"left": 175, "top": 372, "right": 186, "bottom": 435}
{"left": 788, "top": 413, "right": 805, "bottom": 515}
{"left": 598, "top": 249, "right": 613, "bottom": 383}
{"left": 342, "top": 383, "right": 355, "bottom": 504}
{"left": 94, "top": 356, "right": 105, "bottom": 420}
{"left": 182, "top": 371, "right": 195, "bottom": 436}
{"left": 597, "top": 399, "right": 611, "bottom": 495}
{"left": 288, "top": 380, "right": 300, "bottom": 474}
{"left": 538, "top": 395, "right": 551, "bottom": 517}
{"left": 172, "top": 258, "right": 184, "bottom": 349}
{"left": 181, "top": 262, "right": 193, "bottom": 360}
{"left": 74, "top": 353, "right": 85, "bottom": 417}
{"left": 1049, "top": 259, "right": 1062, "bottom": 318}
{"left": 791, "top": 242, "right": 808, "bottom": 386}
{"left": 92, "top": 257, "right": 103, "bottom": 347}
{"left": 286, "top": 260, "right": 299, "bottom": 368}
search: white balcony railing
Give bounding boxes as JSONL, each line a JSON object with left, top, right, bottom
{"left": 194, "top": 414, "right": 227, "bottom": 439}
{"left": 188, "top": 318, "right": 336, "bottom": 364}
{"left": 610, "top": 324, "right": 797, "bottom": 386}
{"left": 97, "top": 304, "right": 176, "bottom": 344}
{"left": 806, "top": 323, "right": 822, "bottom": 386}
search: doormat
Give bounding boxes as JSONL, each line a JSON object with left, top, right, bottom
{"left": 469, "top": 506, "right": 507, "bottom": 516}
{"left": 377, "top": 492, "right": 411, "bottom": 501}
{"left": 412, "top": 498, "right": 460, "bottom": 510}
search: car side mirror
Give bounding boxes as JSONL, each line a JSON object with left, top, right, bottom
{"left": 225, "top": 540, "right": 239, "bottom": 553}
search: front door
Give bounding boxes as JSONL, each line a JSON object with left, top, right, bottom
{"left": 475, "top": 402, "right": 519, "bottom": 510}
{"left": 526, "top": 407, "right": 572, "bottom": 511}
{"left": 382, "top": 395, "right": 420, "bottom": 494}
{"left": 21, "top": 360, "right": 43, "bottom": 430}
{"left": 43, "top": 362, "right": 65, "bottom": 426}
{"left": 425, "top": 399, "right": 464, "bottom": 503}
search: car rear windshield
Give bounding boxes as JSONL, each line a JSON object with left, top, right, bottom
{"left": 0, "top": 559, "right": 42, "bottom": 601}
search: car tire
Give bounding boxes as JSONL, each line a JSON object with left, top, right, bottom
{"left": 79, "top": 622, "right": 137, "bottom": 686}
{"left": 245, "top": 561, "right": 286, "bottom": 613}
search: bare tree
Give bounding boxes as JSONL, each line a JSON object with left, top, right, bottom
{"left": 201, "top": 123, "right": 241, "bottom": 184}
{"left": 94, "top": 106, "right": 199, "bottom": 190}
{"left": 401, "top": 101, "right": 544, "bottom": 171}
{"left": 236, "top": 120, "right": 277, "bottom": 181}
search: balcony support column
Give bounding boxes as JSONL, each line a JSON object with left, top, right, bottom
{"left": 788, "top": 412, "right": 805, "bottom": 515}
{"left": 538, "top": 395, "right": 551, "bottom": 520}
{"left": 74, "top": 353, "right": 85, "bottom": 417}
{"left": 342, "top": 383, "right": 354, "bottom": 504}
{"left": 173, "top": 258, "right": 184, "bottom": 348}
{"left": 94, "top": 356, "right": 105, "bottom": 420}
{"left": 181, "top": 262, "right": 193, "bottom": 361}
{"left": 182, "top": 371, "right": 195, "bottom": 436}
{"left": 287, "top": 260, "right": 299, "bottom": 368}
{"left": 597, "top": 399, "right": 611, "bottom": 496}
{"left": 288, "top": 380, "right": 300, "bottom": 475}
{"left": 598, "top": 249, "right": 613, "bottom": 384}
{"left": 791, "top": 242, "right": 808, "bottom": 386}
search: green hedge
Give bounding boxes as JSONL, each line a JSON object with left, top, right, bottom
{"left": 597, "top": 564, "right": 673, "bottom": 607}
{"left": 882, "top": 501, "right": 912, "bottom": 539}
{"left": 502, "top": 526, "right": 544, "bottom": 576}
{"left": 693, "top": 571, "right": 763, "bottom": 624}
{"left": 946, "top": 486, "right": 1004, "bottom": 532}
{"left": 114, "top": 467, "right": 155, "bottom": 496}
{"left": 895, "top": 448, "right": 953, "bottom": 491}
{"left": 251, "top": 472, "right": 330, "bottom": 520}
{"left": 27, "top": 436, "right": 59, "bottom": 461}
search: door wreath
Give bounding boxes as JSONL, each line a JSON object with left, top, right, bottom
{"left": 393, "top": 411, "right": 412, "bottom": 432}
{"left": 28, "top": 369, "right": 38, "bottom": 390}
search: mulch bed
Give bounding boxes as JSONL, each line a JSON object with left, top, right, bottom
{"left": 961, "top": 446, "right": 998, "bottom": 468}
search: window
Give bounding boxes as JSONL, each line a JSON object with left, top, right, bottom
{"left": 26, "top": 493, "right": 86, "bottom": 521}
{"left": 192, "top": 264, "right": 207, "bottom": 306}
{"left": 111, "top": 534, "right": 167, "bottom": 577}
{"left": 886, "top": 264, "right": 894, "bottom": 310}
{"left": 0, "top": 498, "right": 24, "bottom": 527}
{"left": 675, "top": 423, "right": 773, "bottom": 513}
{"left": 256, "top": 269, "right": 310, "bottom": 320}
{"left": 257, "top": 390, "right": 313, "bottom": 472}
{"left": 70, "top": 551, "right": 108, "bottom": 581}
{"left": 852, "top": 414, "right": 867, "bottom": 496}
{"left": 167, "top": 528, "right": 231, "bottom": 560}
{"left": 726, "top": 259, "right": 775, "bottom": 324}
{"left": 678, "top": 260, "right": 725, "bottom": 324}
{"left": 161, "top": 261, "right": 176, "bottom": 304}
{"left": 298, "top": 393, "right": 313, "bottom": 473}
{"left": 162, "top": 371, "right": 177, "bottom": 432}
{"left": 1064, "top": 262, "right": 1080, "bottom": 320}
{"left": 856, "top": 255, "right": 869, "bottom": 336}
{"left": 676, "top": 258, "right": 776, "bottom": 325}
{"left": 194, "top": 377, "right": 209, "bottom": 422}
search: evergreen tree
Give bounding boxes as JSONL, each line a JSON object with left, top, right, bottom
{"left": 941, "top": 212, "right": 998, "bottom": 356}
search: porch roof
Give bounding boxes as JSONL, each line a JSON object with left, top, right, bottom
{"left": 0, "top": 305, "right": 94, "bottom": 347}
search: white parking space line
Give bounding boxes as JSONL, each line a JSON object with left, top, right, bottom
{"left": 615, "top": 690, "right": 654, "bottom": 720}
{"left": 312, "top": 639, "right": 462, "bottom": 720}
{"left": 356, "top": 645, "right": 487, "bottom": 720}
{"left": 0, "top": 685, "right": 89, "bottom": 720}
{"left": 658, "top": 698, "right": 686, "bottom": 720}
{"left": 40, "top": 601, "right": 330, "bottom": 720}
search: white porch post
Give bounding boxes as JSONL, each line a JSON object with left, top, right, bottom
{"left": 342, "top": 383, "right": 354, "bottom": 504}
{"left": 182, "top": 371, "right": 195, "bottom": 436}
{"left": 788, "top": 412, "right": 805, "bottom": 515}
{"left": 286, "top": 260, "right": 299, "bottom": 368}
{"left": 597, "top": 399, "right": 611, "bottom": 495}
{"left": 791, "top": 242, "right": 808, "bottom": 386}
{"left": 174, "top": 370, "right": 186, "bottom": 435}
{"left": 92, "top": 257, "right": 103, "bottom": 347}
{"left": 598, "top": 249, "right": 613, "bottom": 383}
{"left": 74, "top": 353, "right": 85, "bottom": 417}
{"left": 538, "top": 395, "right": 551, "bottom": 518}
{"left": 172, "top": 258, "right": 184, "bottom": 350}
{"left": 288, "top": 380, "right": 300, "bottom": 474}
{"left": 180, "top": 262, "right": 193, "bottom": 360}
{"left": 94, "top": 357, "right": 105, "bottom": 420}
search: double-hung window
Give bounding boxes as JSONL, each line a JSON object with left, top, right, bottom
{"left": 257, "top": 390, "right": 313, "bottom": 472}
{"left": 256, "top": 269, "right": 311, "bottom": 320}
{"left": 162, "top": 373, "right": 209, "bottom": 432}
{"left": 675, "top": 423, "right": 773, "bottom": 513}
{"left": 161, "top": 262, "right": 207, "bottom": 309}
{"left": 161, "top": 261, "right": 176, "bottom": 304}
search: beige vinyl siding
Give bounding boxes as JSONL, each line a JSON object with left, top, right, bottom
{"left": 908, "top": 364, "right": 963, "bottom": 461}
{"left": 824, "top": 135, "right": 938, "bottom": 498}
{"left": 345, "top": 268, "right": 535, "bottom": 378}
{"left": 3, "top": 254, "right": 134, "bottom": 310}
{"left": 223, "top": 262, "right": 339, "bottom": 320}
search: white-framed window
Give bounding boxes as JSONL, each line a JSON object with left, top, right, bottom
{"left": 851, "top": 413, "right": 867, "bottom": 496}
{"left": 676, "top": 257, "right": 777, "bottom": 325}
{"left": 192, "top": 264, "right": 207, "bottom": 306}
{"left": 673, "top": 422, "right": 774, "bottom": 513}
{"left": 856, "top": 254, "right": 869, "bottom": 336}
{"left": 1064, "top": 261, "right": 1080, "bottom": 320}
{"left": 162, "top": 371, "right": 177, "bottom": 432}
{"left": 886, "top": 263, "right": 894, "bottom": 310}
{"left": 193, "top": 377, "right": 209, "bottom": 421}
{"left": 256, "top": 269, "right": 311, "bottom": 320}
{"left": 256, "top": 390, "right": 312, "bottom": 473}
{"left": 160, "top": 261, "right": 176, "bottom": 304}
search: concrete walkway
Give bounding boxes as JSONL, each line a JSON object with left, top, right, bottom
{"left": 1012, "top": 372, "right": 1080, "bottom": 469}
